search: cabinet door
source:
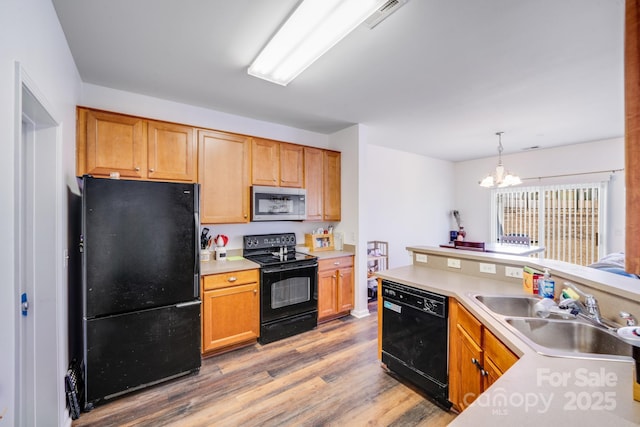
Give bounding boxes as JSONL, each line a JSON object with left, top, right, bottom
{"left": 202, "top": 283, "right": 259, "bottom": 353}
{"left": 147, "top": 121, "right": 196, "bottom": 182}
{"left": 482, "top": 356, "right": 502, "bottom": 390}
{"left": 482, "top": 328, "right": 518, "bottom": 390}
{"left": 304, "top": 147, "right": 323, "bottom": 221}
{"left": 251, "top": 138, "right": 279, "bottom": 186}
{"left": 199, "top": 130, "right": 250, "bottom": 223}
{"left": 317, "top": 269, "right": 338, "bottom": 320}
{"left": 337, "top": 267, "right": 354, "bottom": 312}
{"left": 279, "top": 143, "right": 304, "bottom": 188}
{"left": 323, "top": 151, "right": 341, "bottom": 221}
{"left": 80, "top": 109, "right": 146, "bottom": 179}
{"left": 457, "top": 324, "right": 484, "bottom": 411}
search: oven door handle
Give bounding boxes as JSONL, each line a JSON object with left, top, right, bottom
{"left": 262, "top": 263, "right": 318, "bottom": 274}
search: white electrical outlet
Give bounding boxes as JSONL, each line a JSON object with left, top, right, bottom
{"left": 447, "top": 258, "right": 461, "bottom": 269}
{"left": 505, "top": 266, "right": 523, "bottom": 278}
{"left": 479, "top": 263, "right": 496, "bottom": 274}
{"left": 416, "top": 253, "right": 428, "bottom": 263}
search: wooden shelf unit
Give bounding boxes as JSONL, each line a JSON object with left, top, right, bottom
{"left": 367, "top": 241, "right": 388, "bottom": 299}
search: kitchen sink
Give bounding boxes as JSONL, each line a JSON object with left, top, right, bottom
{"left": 469, "top": 293, "right": 632, "bottom": 360}
{"left": 473, "top": 294, "right": 542, "bottom": 317}
{"left": 505, "top": 317, "right": 632, "bottom": 360}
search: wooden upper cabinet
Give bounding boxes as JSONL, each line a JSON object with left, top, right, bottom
{"left": 77, "top": 108, "right": 196, "bottom": 183}
{"left": 251, "top": 138, "right": 304, "bottom": 188}
{"left": 147, "top": 120, "right": 197, "bottom": 182}
{"left": 251, "top": 138, "right": 279, "bottom": 186}
{"left": 199, "top": 130, "right": 251, "bottom": 224}
{"left": 78, "top": 108, "right": 147, "bottom": 179}
{"left": 304, "top": 147, "right": 324, "bottom": 221}
{"left": 323, "top": 151, "right": 341, "bottom": 221}
{"left": 279, "top": 143, "right": 304, "bottom": 188}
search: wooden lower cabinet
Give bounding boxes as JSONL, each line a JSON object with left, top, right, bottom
{"left": 201, "top": 269, "right": 259, "bottom": 355}
{"left": 317, "top": 256, "right": 354, "bottom": 322}
{"left": 449, "top": 299, "right": 518, "bottom": 412}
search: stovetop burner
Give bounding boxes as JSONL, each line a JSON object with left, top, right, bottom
{"left": 243, "top": 232, "right": 317, "bottom": 267}
{"left": 244, "top": 251, "right": 317, "bottom": 267}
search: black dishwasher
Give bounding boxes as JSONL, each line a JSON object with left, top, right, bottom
{"left": 381, "top": 279, "right": 451, "bottom": 409}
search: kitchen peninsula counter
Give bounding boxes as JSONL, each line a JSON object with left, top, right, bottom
{"left": 377, "top": 246, "right": 640, "bottom": 426}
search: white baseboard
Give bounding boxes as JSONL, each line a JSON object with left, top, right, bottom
{"left": 350, "top": 308, "right": 370, "bottom": 319}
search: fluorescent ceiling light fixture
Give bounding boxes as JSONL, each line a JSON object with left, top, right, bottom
{"left": 248, "top": 0, "right": 387, "bottom": 86}
{"left": 479, "top": 132, "right": 522, "bottom": 188}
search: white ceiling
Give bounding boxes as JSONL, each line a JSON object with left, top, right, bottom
{"left": 51, "top": 0, "right": 625, "bottom": 162}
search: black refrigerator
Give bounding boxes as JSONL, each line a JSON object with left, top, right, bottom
{"left": 79, "top": 176, "right": 201, "bottom": 410}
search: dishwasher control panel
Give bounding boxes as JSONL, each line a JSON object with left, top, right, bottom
{"left": 382, "top": 280, "right": 447, "bottom": 318}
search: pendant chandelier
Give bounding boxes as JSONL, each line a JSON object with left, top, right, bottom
{"left": 479, "top": 132, "right": 522, "bottom": 188}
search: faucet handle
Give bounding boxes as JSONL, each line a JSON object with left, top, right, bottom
{"left": 620, "top": 311, "right": 637, "bottom": 326}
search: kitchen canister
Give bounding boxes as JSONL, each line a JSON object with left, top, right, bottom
{"left": 200, "top": 249, "right": 211, "bottom": 262}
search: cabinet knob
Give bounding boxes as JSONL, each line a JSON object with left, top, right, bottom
{"left": 339, "top": 273, "right": 344, "bottom": 278}
{"left": 254, "top": 289, "right": 257, "bottom": 294}
{"left": 149, "top": 168, "right": 155, "bottom": 172}
{"left": 332, "top": 275, "right": 337, "bottom": 279}
{"left": 228, "top": 276, "right": 237, "bottom": 282}
{"left": 480, "top": 369, "right": 488, "bottom": 377}
{"left": 134, "top": 167, "right": 140, "bottom": 172}
{"left": 333, "top": 262, "right": 340, "bottom": 266}
{"left": 471, "top": 358, "right": 479, "bottom": 366}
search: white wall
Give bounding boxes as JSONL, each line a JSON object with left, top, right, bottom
{"left": 1, "top": 0, "right": 82, "bottom": 425}
{"left": 453, "top": 138, "right": 625, "bottom": 253}
{"left": 364, "top": 144, "right": 455, "bottom": 267}
{"left": 329, "top": 125, "right": 367, "bottom": 316}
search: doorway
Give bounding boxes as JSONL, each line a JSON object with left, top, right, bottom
{"left": 16, "top": 66, "right": 63, "bottom": 426}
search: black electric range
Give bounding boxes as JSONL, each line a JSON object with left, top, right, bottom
{"left": 243, "top": 233, "right": 318, "bottom": 344}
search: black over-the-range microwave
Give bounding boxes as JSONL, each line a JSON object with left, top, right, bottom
{"left": 251, "top": 185, "right": 307, "bottom": 221}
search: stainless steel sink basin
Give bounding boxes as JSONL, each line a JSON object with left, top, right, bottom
{"left": 474, "top": 294, "right": 542, "bottom": 317}
{"left": 505, "top": 317, "right": 632, "bottom": 360}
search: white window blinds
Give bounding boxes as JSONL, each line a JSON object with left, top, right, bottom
{"left": 491, "top": 182, "right": 607, "bottom": 265}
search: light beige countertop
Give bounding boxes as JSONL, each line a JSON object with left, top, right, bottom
{"left": 200, "top": 257, "right": 259, "bottom": 275}
{"left": 200, "top": 246, "right": 354, "bottom": 276}
{"left": 377, "top": 255, "right": 640, "bottom": 425}
{"left": 295, "top": 244, "right": 355, "bottom": 260}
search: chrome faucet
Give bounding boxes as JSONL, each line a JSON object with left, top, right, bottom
{"left": 562, "top": 282, "right": 619, "bottom": 331}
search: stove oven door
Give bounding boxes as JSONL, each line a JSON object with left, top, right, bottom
{"left": 261, "top": 263, "right": 318, "bottom": 324}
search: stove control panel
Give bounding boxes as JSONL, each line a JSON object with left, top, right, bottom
{"left": 243, "top": 233, "right": 297, "bottom": 250}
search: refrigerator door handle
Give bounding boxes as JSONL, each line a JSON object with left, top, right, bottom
{"left": 194, "top": 211, "right": 200, "bottom": 299}
{"left": 176, "top": 300, "right": 201, "bottom": 308}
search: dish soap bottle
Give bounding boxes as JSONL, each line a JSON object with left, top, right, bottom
{"left": 538, "top": 268, "right": 555, "bottom": 299}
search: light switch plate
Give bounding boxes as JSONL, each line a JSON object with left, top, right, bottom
{"left": 447, "top": 258, "right": 461, "bottom": 269}
{"left": 416, "top": 253, "right": 428, "bottom": 263}
{"left": 479, "top": 263, "right": 496, "bottom": 274}
{"left": 505, "top": 266, "right": 523, "bottom": 278}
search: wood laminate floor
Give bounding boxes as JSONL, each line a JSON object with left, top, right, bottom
{"left": 72, "top": 302, "right": 456, "bottom": 427}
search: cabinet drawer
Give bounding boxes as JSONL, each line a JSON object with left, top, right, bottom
{"left": 318, "top": 256, "right": 353, "bottom": 272}
{"left": 203, "top": 269, "right": 259, "bottom": 291}
{"left": 483, "top": 329, "right": 518, "bottom": 373}
{"left": 457, "top": 303, "right": 482, "bottom": 345}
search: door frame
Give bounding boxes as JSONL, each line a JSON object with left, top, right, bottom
{"left": 14, "top": 62, "right": 66, "bottom": 425}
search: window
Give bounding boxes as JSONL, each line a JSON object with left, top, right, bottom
{"left": 491, "top": 182, "right": 607, "bottom": 266}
